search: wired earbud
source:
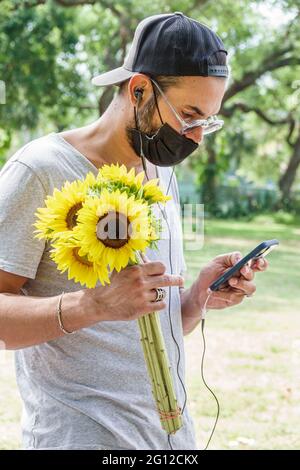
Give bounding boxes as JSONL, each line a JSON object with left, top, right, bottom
{"left": 134, "top": 88, "right": 144, "bottom": 101}
{"left": 148, "top": 167, "right": 222, "bottom": 451}
{"left": 133, "top": 87, "right": 147, "bottom": 174}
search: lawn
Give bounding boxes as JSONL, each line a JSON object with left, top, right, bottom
{"left": 0, "top": 216, "right": 299, "bottom": 450}
{"left": 184, "top": 216, "right": 300, "bottom": 450}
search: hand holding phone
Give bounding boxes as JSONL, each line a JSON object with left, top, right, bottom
{"left": 209, "top": 239, "right": 279, "bottom": 292}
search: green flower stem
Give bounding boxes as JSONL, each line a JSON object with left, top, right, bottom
{"left": 143, "top": 314, "right": 172, "bottom": 434}
{"left": 138, "top": 315, "right": 171, "bottom": 433}
{"left": 138, "top": 317, "right": 162, "bottom": 400}
{"left": 135, "top": 250, "right": 182, "bottom": 434}
{"left": 150, "top": 312, "right": 182, "bottom": 431}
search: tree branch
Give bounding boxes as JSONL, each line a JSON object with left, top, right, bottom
{"left": 287, "top": 120, "right": 296, "bottom": 148}
{"left": 224, "top": 48, "right": 300, "bottom": 102}
{"left": 10, "top": 0, "right": 47, "bottom": 6}
{"left": 221, "top": 102, "right": 292, "bottom": 126}
{"left": 94, "top": 0, "right": 122, "bottom": 18}
{"left": 1, "top": 0, "right": 96, "bottom": 9}
{"left": 221, "top": 101, "right": 299, "bottom": 147}
{"left": 55, "top": 0, "right": 96, "bottom": 5}
{"left": 12, "top": 0, "right": 121, "bottom": 9}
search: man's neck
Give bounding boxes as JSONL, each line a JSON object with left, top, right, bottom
{"left": 60, "top": 99, "right": 147, "bottom": 174}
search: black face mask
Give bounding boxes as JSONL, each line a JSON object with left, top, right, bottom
{"left": 130, "top": 101, "right": 198, "bottom": 167}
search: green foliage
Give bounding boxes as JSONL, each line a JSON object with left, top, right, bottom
{"left": 0, "top": 128, "right": 11, "bottom": 166}
{"left": 273, "top": 209, "right": 300, "bottom": 225}
{"left": 0, "top": 0, "right": 91, "bottom": 131}
{"left": 1, "top": 0, "right": 300, "bottom": 212}
{"left": 191, "top": 0, "right": 300, "bottom": 212}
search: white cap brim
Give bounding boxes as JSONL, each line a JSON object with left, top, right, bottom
{"left": 91, "top": 67, "right": 136, "bottom": 86}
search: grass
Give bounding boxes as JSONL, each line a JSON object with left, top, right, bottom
{"left": 184, "top": 216, "right": 300, "bottom": 450}
{"left": 0, "top": 216, "right": 299, "bottom": 450}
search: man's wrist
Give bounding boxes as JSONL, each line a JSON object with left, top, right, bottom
{"left": 181, "top": 284, "right": 200, "bottom": 318}
{"left": 181, "top": 280, "right": 210, "bottom": 318}
{"left": 57, "top": 289, "right": 102, "bottom": 333}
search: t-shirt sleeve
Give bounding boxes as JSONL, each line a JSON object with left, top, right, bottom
{"left": 0, "top": 160, "right": 47, "bottom": 279}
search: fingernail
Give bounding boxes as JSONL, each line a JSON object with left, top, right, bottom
{"left": 230, "top": 278, "right": 237, "bottom": 285}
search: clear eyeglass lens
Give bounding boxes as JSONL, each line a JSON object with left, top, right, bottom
{"left": 203, "top": 121, "right": 224, "bottom": 135}
{"left": 182, "top": 118, "right": 224, "bottom": 135}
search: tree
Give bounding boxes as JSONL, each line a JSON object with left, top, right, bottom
{"left": 1, "top": 0, "right": 300, "bottom": 212}
{"left": 193, "top": 0, "right": 300, "bottom": 209}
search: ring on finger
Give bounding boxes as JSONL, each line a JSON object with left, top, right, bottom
{"left": 153, "top": 288, "right": 166, "bottom": 302}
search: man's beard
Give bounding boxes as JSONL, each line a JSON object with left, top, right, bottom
{"left": 125, "top": 96, "right": 160, "bottom": 154}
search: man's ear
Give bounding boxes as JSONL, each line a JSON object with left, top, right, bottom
{"left": 128, "top": 74, "right": 151, "bottom": 106}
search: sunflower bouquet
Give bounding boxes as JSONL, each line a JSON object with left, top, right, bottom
{"left": 33, "top": 163, "right": 182, "bottom": 434}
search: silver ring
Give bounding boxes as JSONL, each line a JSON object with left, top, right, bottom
{"left": 154, "top": 288, "right": 166, "bottom": 302}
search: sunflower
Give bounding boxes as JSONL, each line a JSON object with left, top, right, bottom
{"left": 99, "top": 163, "right": 145, "bottom": 189}
{"left": 99, "top": 163, "right": 171, "bottom": 205}
{"left": 142, "top": 178, "right": 172, "bottom": 204}
{"left": 33, "top": 172, "right": 97, "bottom": 241}
{"left": 73, "top": 188, "right": 153, "bottom": 275}
{"left": 49, "top": 232, "right": 110, "bottom": 288}
{"left": 32, "top": 164, "right": 179, "bottom": 434}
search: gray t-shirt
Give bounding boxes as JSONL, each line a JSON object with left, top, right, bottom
{"left": 0, "top": 132, "right": 196, "bottom": 450}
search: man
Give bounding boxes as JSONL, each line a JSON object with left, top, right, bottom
{"left": 0, "top": 12, "right": 267, "bottom": 450}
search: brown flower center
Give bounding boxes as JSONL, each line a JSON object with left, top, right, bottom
{"left": 66, "top": 202, "right": 83, "bottom": 229}
{"left": 96, "top": 211, "right": 131, "bottom": 248}
{"left": 73, "top": 247, "right": 93, "bottom": 267}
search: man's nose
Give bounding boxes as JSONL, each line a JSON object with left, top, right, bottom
{"left": 185, "top": 126, "right": 204, "bottom": 144}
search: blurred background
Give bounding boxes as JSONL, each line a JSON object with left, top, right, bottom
{"left": 0, "top": 0, "right": 299, "bottom": 450}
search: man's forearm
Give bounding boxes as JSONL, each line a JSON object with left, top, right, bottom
{"left": 180, "top": 285, "right": 203, "bottom": 336}
{"left": 0, "top": 290, "right": 96, "bottom": 350}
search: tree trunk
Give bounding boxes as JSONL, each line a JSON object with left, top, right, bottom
{"left": 279, "top": 130, "right": 300, "bottom": 206}
{"left": 201, "top": 137, "right": 218, "bottom": 213}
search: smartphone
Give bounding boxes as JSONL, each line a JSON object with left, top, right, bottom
{"left": 209, "top": 239, "right": 279, "bottom": 292}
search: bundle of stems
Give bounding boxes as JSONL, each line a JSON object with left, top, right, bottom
{"left": 136, "top": 253, "right": 182, "bottom": 434}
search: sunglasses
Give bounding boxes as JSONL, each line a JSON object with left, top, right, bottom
{"left": 150, "top": 78, "right": 224, "bottom": 135}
